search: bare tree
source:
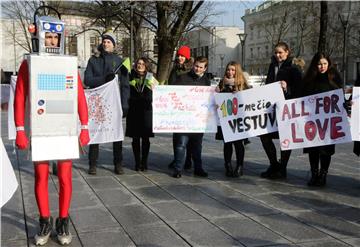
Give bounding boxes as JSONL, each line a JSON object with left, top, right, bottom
{"left": 317, "top": 1, "right": 328, "bottom": 54}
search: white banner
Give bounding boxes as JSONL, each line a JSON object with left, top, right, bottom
{"left": 215, "top": 82, "right": 284, "bottom": 142}
{"left": 276, "top": 89, "right": 352, "bottom": 150}
{"left": 351, "top": 87, "right": 360, "bottom": 141}
{"left": 85, "top": 77, "right": 124, "bottom": 144}
{"left": 153, "top": 85, "right": 217, "bottom": 133}
{"left": 1, "top": 138, "right": 18, "bottom": 207}
{"left": 7, "top": 76, "right": 17, "bottom": 140}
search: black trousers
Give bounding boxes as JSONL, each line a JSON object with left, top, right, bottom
{"left": 260, "top": 133, "right": 291, "bottom": 167}
{"left": 89, "top": 141, "right": 123, "bottom": 166}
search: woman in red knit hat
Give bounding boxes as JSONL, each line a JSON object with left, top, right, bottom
{"left": 168, "top": 45, "right": 194, "bottom": 170}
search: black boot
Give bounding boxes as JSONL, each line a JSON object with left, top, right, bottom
{"left": 88, "top": 144, "right": 99, "bottom": 175}
{"left": 260, "top": 162, "right": 280, "bottom": 178}
{"left": 132, "top": 141, "right": 141, "bottom": 171}
{"left": 307, "top": 169, "right": 319, "bottom": 186}
{"left": 224, "top": 162, "right": 233, "bottom": 177}
{"left": 233, "top": 162, "right": 243, "bottom": 177}
{"left": 184, "top": 145, "right": 192, "bottom": 170}
{"left": 141, "top": 139, "right": 150, "bottom": 171}
{"left": 114, "top": 161, "right": 124, "bottom": 175}
{"left": 317, "top": 169, "right": 327, "bottom": 186}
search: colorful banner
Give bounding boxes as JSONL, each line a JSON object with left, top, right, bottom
{"left": 85, "top": 76, "right": 124, "bottom": 144}
{"left": 153, "top": 85, "right": 217, "bottom": 133}
{"left": 276, "top": 89, "right": 352, "bottom": 150}
{"left": 351, "top": 87, "right": 360, "bottom": 141}
{"left": 215, "top": 82, "right": 284, "bottom": 142}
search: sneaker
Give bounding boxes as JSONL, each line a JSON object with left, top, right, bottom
{"left": 88, "top": 165, "right": 96, "bottom": 175}
{"left": 56, "top": 217, "right": 72, "bottom": 245}
{"left": 114, "top": 162, "right": 124, "bottom": 175}
{"left": 172, "top": 170, "right": 182, "bottom": 178}
{"left": 194, "top": 169, "right": 208, "bottom": 177}
{"left": 34, "top": 216, "right": 53, "bottom": 246}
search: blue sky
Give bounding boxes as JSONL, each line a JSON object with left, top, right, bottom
{"left": 208, "top": 1, "right": 263, "bottom": 28}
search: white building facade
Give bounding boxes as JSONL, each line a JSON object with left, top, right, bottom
{"left": 184, "top": 27, "right": 244, "bottom": 77}
{"left": 1, "top": 14, "right": 155, "bottom": 75}
{"left": 242, "top": 0, "right": 360, "bottom": 83}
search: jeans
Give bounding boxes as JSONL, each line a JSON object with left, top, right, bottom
{"left": 173, "top": 133, "right": 203, "bottom": 172}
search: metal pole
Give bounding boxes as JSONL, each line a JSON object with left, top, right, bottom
{"left": 241, "top": 41, "right": 245, "bottom": 71}
{"left": 342, "top": 27, "right": 346, "bottom": 89}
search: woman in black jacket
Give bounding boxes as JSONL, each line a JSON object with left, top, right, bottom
{"left": 126, "top": 57, "right": 157, "bottom": 171}
{"left": 215, "top": 61, "right": 250, "bottom": 177}
{"left": 260, "top": 42, "right": 303, "bottom": 180}
{"left": 303, "top": 52, "right": 343, "bottom": 186}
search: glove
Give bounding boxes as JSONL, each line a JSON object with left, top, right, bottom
{"left": 105, "top": 72, "right": 115, "bottom": 82}
{"left": 16, "top": 130, "right": 28, "bottom": 149}
{"left": 79, "top": 129, "right": 90, "bottom": 146}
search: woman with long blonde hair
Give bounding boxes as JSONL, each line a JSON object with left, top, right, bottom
{"left": 215, "top": 61, "right": 249, "bottom": 177}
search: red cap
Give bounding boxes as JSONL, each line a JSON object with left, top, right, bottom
{"left": 177, "top": 46, "right": 191, "bottom": 60}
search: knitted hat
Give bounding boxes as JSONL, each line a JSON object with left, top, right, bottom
{"left": 177, "top": 46, "right": 191, "bottom": 60}
{"left": 102, "top": 31, "right": 116, "bottom": 47}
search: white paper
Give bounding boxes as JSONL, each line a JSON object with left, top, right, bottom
{"left": 1, "top": 138, "right": 18, "bottom": 207}
{"left": 153, "top": 85, "right": 217, "bottom": 133}
{"left": 276, "top": 89, "right": 352, "bottom": 150}
{"left": 351, "top": 87, "right": 360, "bottom": 141}
{"left": 215, "top": 82, "right": 284, "bottom": 142}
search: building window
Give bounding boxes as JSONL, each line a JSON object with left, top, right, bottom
{"left": 257, "top": 29, "right": 261, "bottom": 39}
{"left": 250, "top": 48, "right": 253, "bottom": 58}
{"left": 204, "top": 46, "right": 209, "bottom": 59}
{"left": 250, "top": 27, "right": 254, "bottom": 41}
{"left": 68, "top": 36, "right": 77, "bottom": 56}
{"left": 265, "top": 45, "right": 269, "bottom": 57}
{"left": 90, "top": 36, "right": 99, "bottom": 54}
{"left": 257, "top": 47, "right": 261, "bottom": 57}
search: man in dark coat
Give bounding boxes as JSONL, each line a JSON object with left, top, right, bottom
{"left": 171, "top": 56, "right": 211, "bottom": 178}
{"left": 84, "top": 31, "right": 130, "bottom": 175}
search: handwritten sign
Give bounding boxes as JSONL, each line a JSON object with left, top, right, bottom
{"left": 351, "top": 87, "right": 360, "bottom": 141}
{"left": 276, "top": 89, "right": 351, "bottom": 150}
{"left": 215, "top": 82, "right": 284, "bottom": 142}
{"left": 153, "top": 85, "right": 217, "bottom": 133}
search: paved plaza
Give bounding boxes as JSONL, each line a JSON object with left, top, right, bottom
{"left": 1, "top": 111, "right": 360, "bottom": 247}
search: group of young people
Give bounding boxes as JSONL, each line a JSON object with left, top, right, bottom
{"left": 86, "top": 38, "right": 358, "bottom": 188}
{"left": 13, "top": 9, "right": 358, "bottom": 245}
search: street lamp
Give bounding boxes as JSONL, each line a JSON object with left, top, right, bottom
{"left": 237, "top": 33, "right": 247, "bottom": 71}
{"left": 339, "top": 12, "right": 350, "bottom": 89}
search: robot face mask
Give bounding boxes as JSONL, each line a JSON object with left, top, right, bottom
{"left": 37, "top": 16, "right": 65, "bottom": 55}
{"left": 29, "top": 7, "right": 65, "bottom": 56}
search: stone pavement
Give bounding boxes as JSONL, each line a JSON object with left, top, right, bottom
{"left": 1, "top": 111, "right": 360, "bottom": 247}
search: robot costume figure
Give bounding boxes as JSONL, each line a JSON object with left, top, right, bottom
{"left": 14, "top": 6, "right": 90, "bottom": 246}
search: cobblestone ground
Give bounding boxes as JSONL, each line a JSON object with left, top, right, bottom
{"left": 1, "top": 112, "right": 359, "bottom": 247}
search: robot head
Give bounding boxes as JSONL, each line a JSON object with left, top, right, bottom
{"left": 28, "top": 6, "right": 65, "bottom": 55}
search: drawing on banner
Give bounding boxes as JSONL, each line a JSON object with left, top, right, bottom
{"left": 153, "top": 85, "right": 217, "bottom": 133}
{"left": 276, "top": 89, "right": 351, "bottom": 150}
{"left": 85, "top": 77, "right": 124, "bottom": 144}
{"left": 215, "top": 82, "right": 284, "bottom": 142}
